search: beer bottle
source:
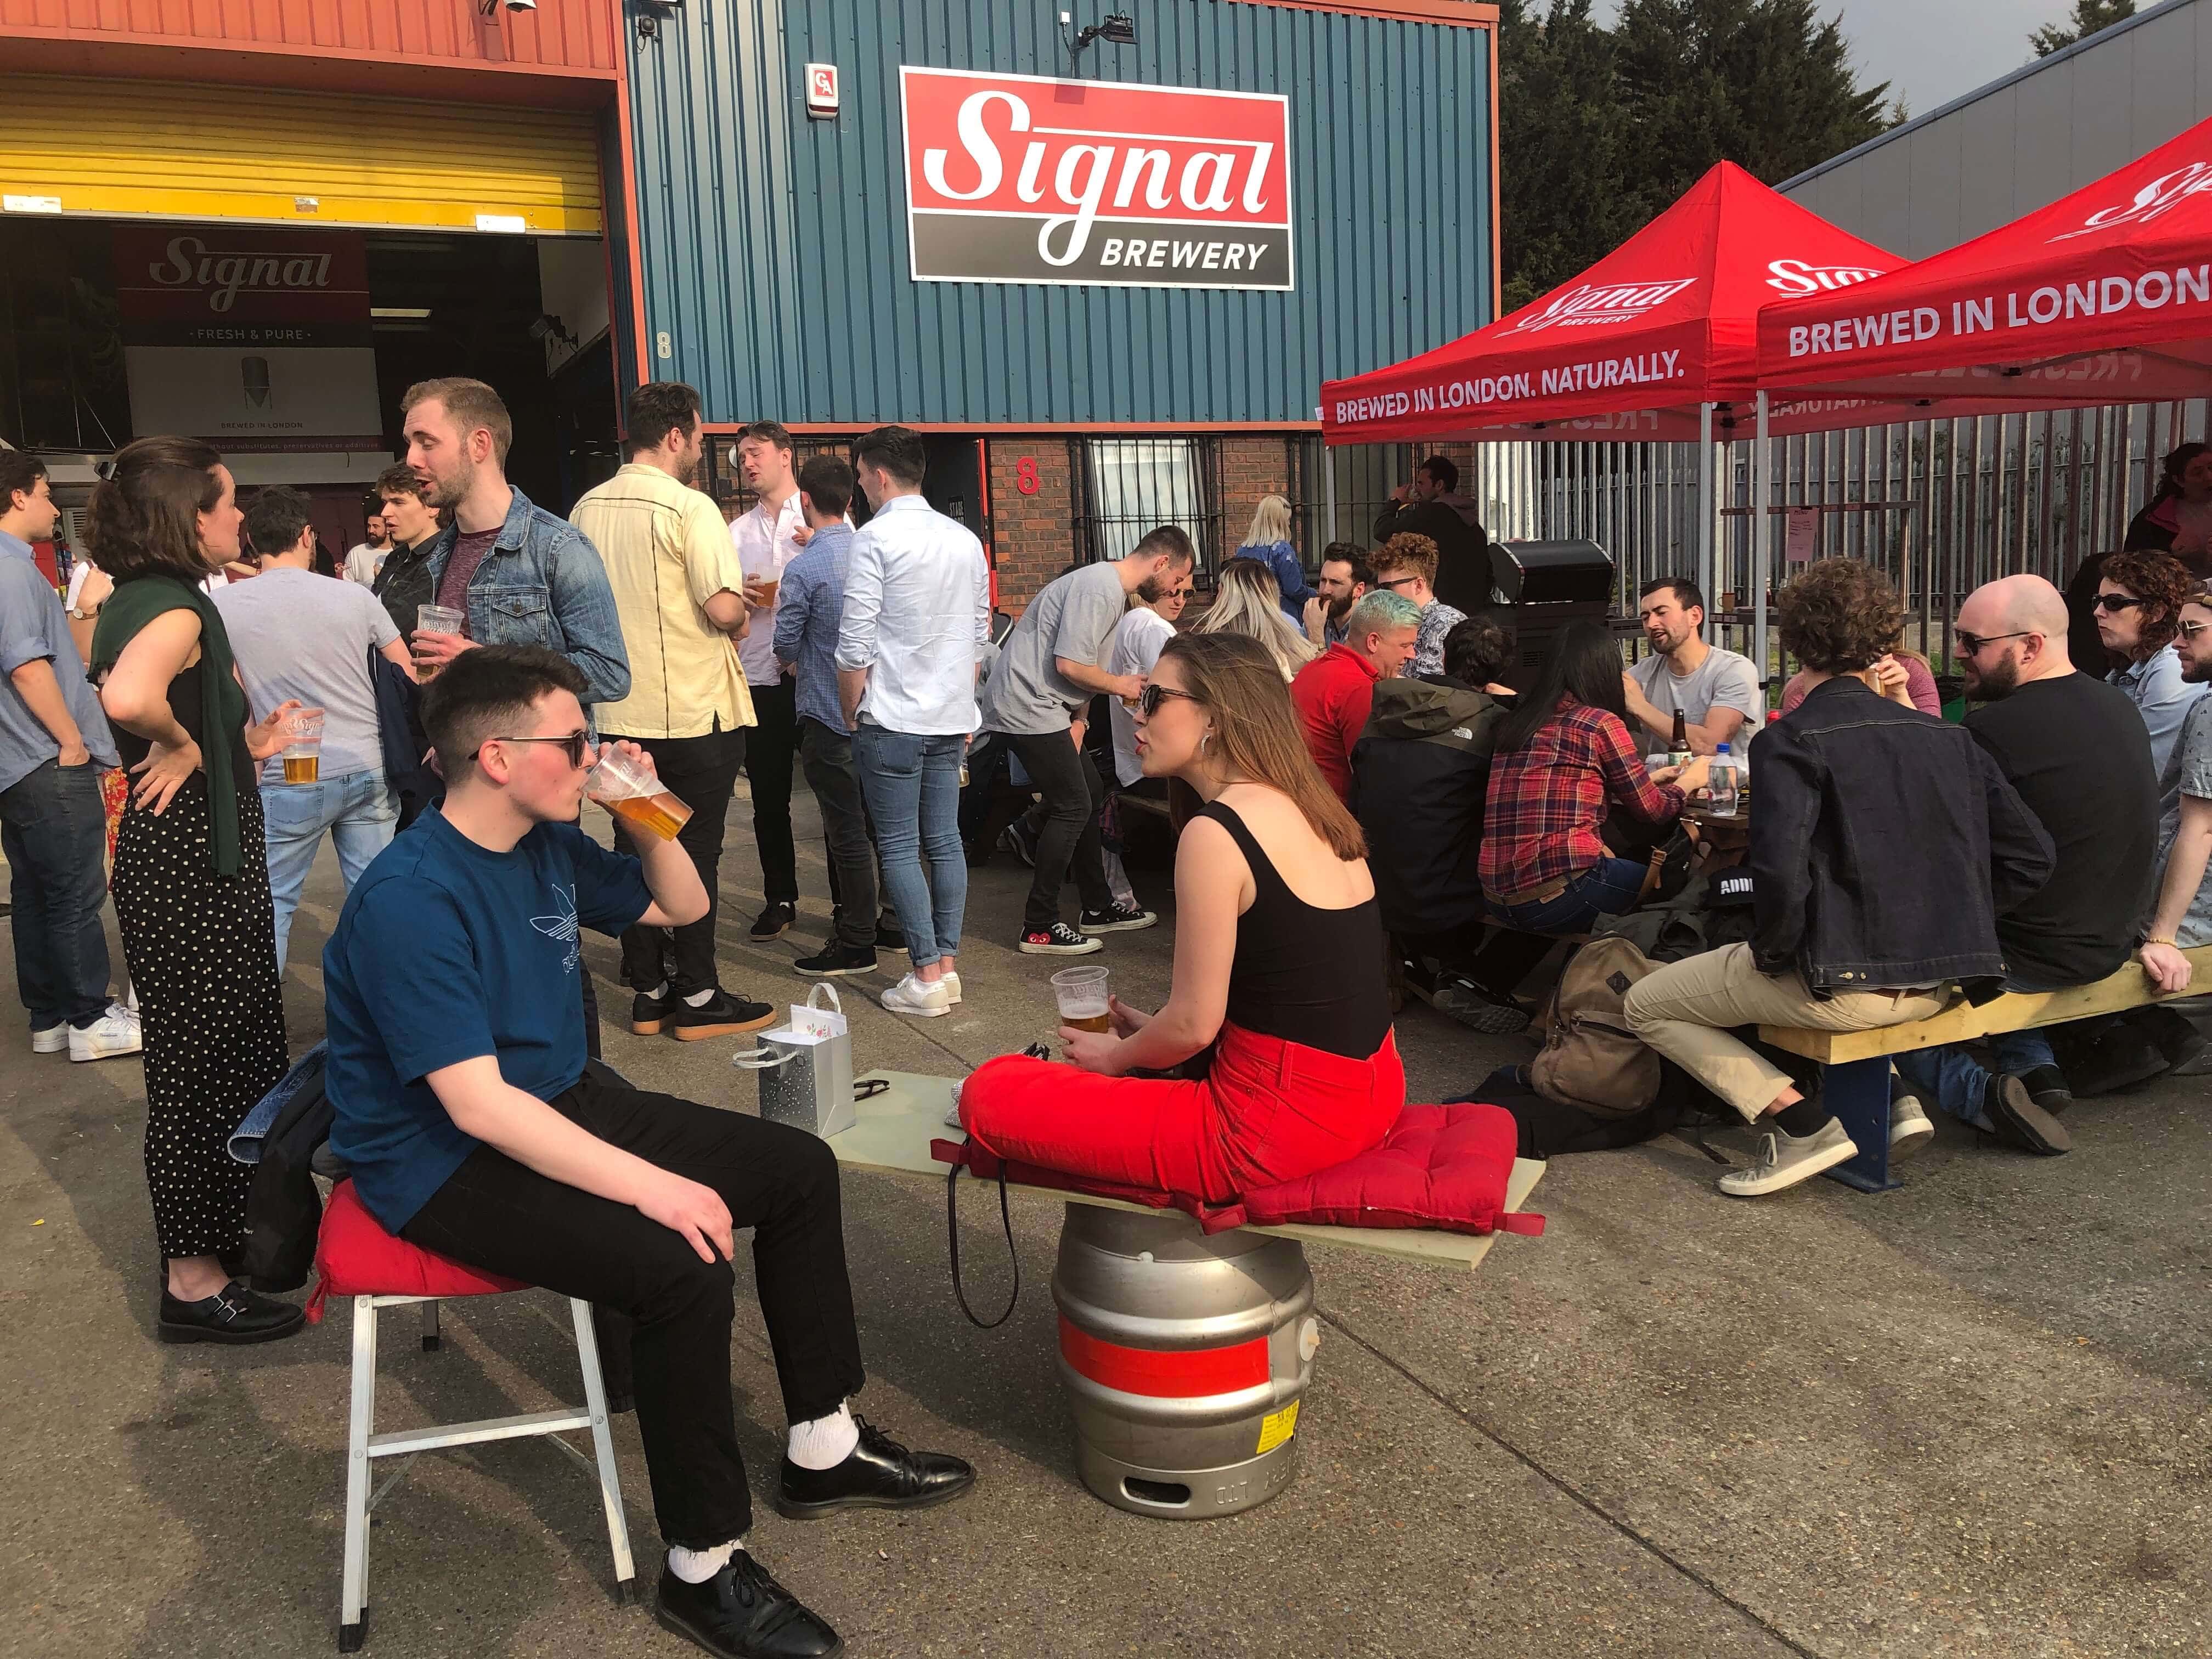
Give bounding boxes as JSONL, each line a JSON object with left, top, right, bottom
{"left": 1667, "top": 709, "right": 1691, "bottom": 771}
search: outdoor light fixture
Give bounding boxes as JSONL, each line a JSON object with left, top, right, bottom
{"left": 1063, "top": 10, "right": 1137, "bottom": 72}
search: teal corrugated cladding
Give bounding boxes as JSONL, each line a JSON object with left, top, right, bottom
{"left": 629, "top": 0, "right": 1493, "bottom": 424}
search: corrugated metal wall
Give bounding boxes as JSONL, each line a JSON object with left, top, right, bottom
{"left": 0, "top": 0, "right": 619, "bottom": 72}
{"left": 628, "top": 0, "right": 1494, "bottom": 425}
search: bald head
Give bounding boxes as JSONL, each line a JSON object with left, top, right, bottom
{"left": 1955, "top": 573, "right": 2073, "bottom": 696}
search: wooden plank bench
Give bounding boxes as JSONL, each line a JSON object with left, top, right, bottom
{"left": 1757, "top": 944, "right": 2212, "bottom": 1193}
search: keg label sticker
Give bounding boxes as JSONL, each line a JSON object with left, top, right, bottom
{"left": 1256, "top": 1401, "right": 1300, "bottom": 1454}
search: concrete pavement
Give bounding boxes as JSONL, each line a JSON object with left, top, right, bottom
{"left": 3, "top": 787, "right": 2208, "bottom": 1658}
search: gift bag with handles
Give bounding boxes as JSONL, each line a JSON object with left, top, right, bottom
{"left": 734, "top": 983, "right": 855, "bottom": 1139}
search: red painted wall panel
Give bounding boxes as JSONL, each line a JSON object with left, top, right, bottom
{"left": 0, "top": 0, "right": 618, "bottom": 72}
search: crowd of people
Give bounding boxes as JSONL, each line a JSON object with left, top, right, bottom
{"left": 8, "top": 417, "right": 2212, "bottom": 1657}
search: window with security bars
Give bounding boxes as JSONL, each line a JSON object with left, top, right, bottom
{"left": 1073, "top": 437, "right": 1222, "bottom": 578}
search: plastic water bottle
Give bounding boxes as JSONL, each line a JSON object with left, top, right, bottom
{"left": 1708, "top": 742, "right": 1740, "bottom": 817}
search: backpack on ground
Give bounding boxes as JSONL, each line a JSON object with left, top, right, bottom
{"left": 1530, "top": 936, "right": 1664, "bottom": 1118}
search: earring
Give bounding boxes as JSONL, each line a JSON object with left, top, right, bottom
{"left": 1200, "top": 730, "right": 1214, "bottom": 754}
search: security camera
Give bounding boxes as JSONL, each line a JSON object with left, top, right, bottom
{"left": 506, "top": 0, "right": 537, "bottom": 10}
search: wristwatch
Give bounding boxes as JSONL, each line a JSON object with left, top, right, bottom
{"left": 67, "top": 601, "right": 100, "bottom": 620}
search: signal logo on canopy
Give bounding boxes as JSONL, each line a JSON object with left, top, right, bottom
{"left": 1507, "top": 279, "right": 1699, "bottom": 333}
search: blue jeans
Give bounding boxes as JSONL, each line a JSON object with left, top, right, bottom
{"left": 1486, "top": 856, "right": 1649, "bottom": 938}
{"left": 854, "top": 723, "right": 967, "bottom": 969}
{"left": 261, "top": 769, "right": 397, "bottom": 969}
{"left": 0, "top": 758, "right": 114, "bottom": 1029}
{"left": 1893, "top": 1028, "right": 2057, "bottom": 1125}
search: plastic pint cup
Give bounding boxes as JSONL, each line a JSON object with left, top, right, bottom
{"left": 414, "top": 604, "right": 467, "bottom": 680}
{"left": 1051, "top": 964, "right": 1112, "bottom": 1033}
{"left": 280, "top": 707, "right": 324, "bottom": 785}
{"left": 588, "top": 747, "right": 693, "bottom": 842}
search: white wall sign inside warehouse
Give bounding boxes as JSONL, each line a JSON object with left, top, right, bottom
{"left": 899, "top": 66, "right": 1293, "bottom": 291}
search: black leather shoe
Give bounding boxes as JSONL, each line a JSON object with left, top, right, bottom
{"left": 158, "top": 1279, "right": 306, "bottom": 1344}
{"left": 656, "top": 1553, "right": 841, "bottom": 1659}
{"left": 2062, "top": 1028, "right": 2166, "bottom": 1097}
{"left": 2017, "top": 1064, "right": 2075, "bottom": 1116}
{"left": 1980, "top": 1075, "right": 2071, "bottom": 1157}
{"left": 2126, "top": 1003, "right": 2207, "bottom": 1073}
{"left": 775, "top": 1416, "right": 975, "bottom": 1520}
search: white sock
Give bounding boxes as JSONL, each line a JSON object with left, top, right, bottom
{"left": 645, "top": 981, "right": 668, "bottom": 1000}
{"left": 683, "top": 986, "right": 716, "bottom": 1008}
{"left": 667, "top": 1539, "right": 743, "bottom": 1583}
{"left": 786, "top": 1402, "right": 860, "bottom": 1470}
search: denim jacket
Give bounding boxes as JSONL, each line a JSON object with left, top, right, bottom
{"left": 1751, "top": 676, "right": 2055, "bottom": 995}
{"left": 422, "top": 487, "right": 630, "bottom": 708}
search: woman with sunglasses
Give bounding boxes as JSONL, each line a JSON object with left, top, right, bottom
{"left": 956, "top": 631, "right": 1405, "bottom": 1201}
{"left": 89, "top": 437, "right": 307, "bottom": 1344}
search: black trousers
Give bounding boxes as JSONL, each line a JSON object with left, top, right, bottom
{"left": 604, "top": 725, "right": 746, "bottom": 997}
{"left": 402, "top": 1073, "right": 867, "bottom": 1547}
{"left": 1402, "top": 921, "right": 1556, "bottom": 1002}
{"left": 798, "top": 716, "right": 879, "bottom": 949}
{"left": 1002, "top": 727, "right": 1113, "bottom": 930}
{"left": 744, "top": 680, "right": 799, "bottom": 905}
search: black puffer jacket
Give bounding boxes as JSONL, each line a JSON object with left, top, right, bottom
{"left": 1349, "top": 675, "right": 1512, "bottom": 935}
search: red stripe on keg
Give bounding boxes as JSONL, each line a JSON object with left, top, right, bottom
{"left": 1058, "top": 1315, "right": 1269, "bottom": 1398}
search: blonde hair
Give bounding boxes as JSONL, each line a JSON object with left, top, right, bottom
{"left": 1241, "top": 493, "right": 1293, "bottom": 549}
{"left": 1194, "top": 557, "right": 1318, "bottom": 679}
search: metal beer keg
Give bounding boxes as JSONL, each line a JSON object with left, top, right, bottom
{"left": 1052, "top": 1203, "right": 1320, "bottom": 1520}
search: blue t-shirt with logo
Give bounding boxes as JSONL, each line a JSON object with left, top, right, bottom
{"left": 324, "top": 808, "right": 652, "bottom": 1231}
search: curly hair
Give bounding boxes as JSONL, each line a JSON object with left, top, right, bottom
{"left": 2098, "top": 550, "right": 2196, "bottom": 657}
{"left": 1373, "top": 532, "right": 1439, "bottom": 585}
{"left": 1775, "top": 557, "right": 1905, "bottom": 673}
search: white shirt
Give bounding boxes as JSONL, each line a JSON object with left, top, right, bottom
{"left": 835, "top": 494, "right": 991, "bottom": 737}
{"left": 730, "top": 492, "right": 806, "bottom": 687}
{"left": 343, "top": 543, "right": 390, "bottom": 586}
{"left": 1107, "top": 607, "right": 1175, "bottom": 787}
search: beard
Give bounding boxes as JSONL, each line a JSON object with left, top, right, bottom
{"left": 1327, "top": 590, "right": 1358, "bottom": 622}
{"left": 673, "top": 446, "right": 701, "bottom": 487}
{"left": 2184, "top": 653, "right": 2212, "bottom": 685}
{"left": 1965, "top": 653, "right": 2020, "bottom": 701}
{"left": 418, "top": 452, "right": 475, "bottom": 512}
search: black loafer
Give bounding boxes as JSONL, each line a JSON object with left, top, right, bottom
{"left": 2017, "top": 1064, "right": 2075, "bottom": 1116}
{"left": 656, "top": 1553, "right": 841, "bottom": 1659}
{"left": 1982, "top": 1074, "right": 2071, "bottom": 1157}
{"left": 158, "top": 1279, "right": 306, "bottom": 1344}
{"left": 775, "top": 1417, "right": 975, "bottom": 1520}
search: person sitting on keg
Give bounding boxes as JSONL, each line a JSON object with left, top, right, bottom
{"left": 321, "top": 644, "right": 972, "bottom": 1659}
{"left": 957, "top": 631, "right": 1404, "bottom": 1201}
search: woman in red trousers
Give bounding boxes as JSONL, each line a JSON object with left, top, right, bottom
{"left": 959, "top": 630, "right": 1403, "bottom": 1201}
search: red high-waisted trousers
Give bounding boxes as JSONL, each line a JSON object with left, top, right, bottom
{"left": 958, "top": 1022, "right": 1405, "bottom": 1204}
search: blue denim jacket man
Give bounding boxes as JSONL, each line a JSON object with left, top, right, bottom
{"left": 421, "top": 487, "right": 630, "bottom": 709}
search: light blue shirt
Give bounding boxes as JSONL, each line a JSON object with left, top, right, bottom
{"left": 834, "top": 494, "right": 991, "bottom": 737}
{"left": 0, "top": 529, "right": 117, "bottom": 793}
{"left": 773, "top": 522, "right": 855, "bottom": 733}
{"left": 2111, "top": 644, "right": 2208, "bottom": 801}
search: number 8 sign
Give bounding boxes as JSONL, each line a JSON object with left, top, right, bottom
{"left": 1015, "top": 456, "right": 1040, "bottom": 495}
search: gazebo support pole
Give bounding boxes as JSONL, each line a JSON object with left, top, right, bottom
{"left": 1753, "top": 391, "right": 1771, "bottom": 693}
{"left": 1697, "top": 402, "right": 1716, "bottom": 631}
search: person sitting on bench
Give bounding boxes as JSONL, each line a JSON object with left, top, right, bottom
{"left": 958, "top": 631, "right": 1403, "bottom": 1202}
{"left": 322, "top": 645, "right": 972, "bottom": 1659}
{"left": 1622, "top": 560, "right": 2056, "bottom": 1197}
{"left": 1480, "top": 622, "right": 1707, "bottom": 939}
{"left": 2142, "top": 582, "right": 2212, "bottom": 1001}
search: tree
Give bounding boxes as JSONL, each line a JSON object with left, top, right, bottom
{"left": 2030, "top": 1, "right": 2136, "bottom": 57}
{"left": 1497, "top": 1, "right": 1891, "bottom": 317}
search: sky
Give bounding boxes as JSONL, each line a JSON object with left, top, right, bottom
{"left": 1591, "top": 1, "right": 2108, "bottom": 122}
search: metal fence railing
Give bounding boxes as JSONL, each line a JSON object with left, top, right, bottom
{"left": 1071, "top": 435, "right": 1225, "bottom": 579}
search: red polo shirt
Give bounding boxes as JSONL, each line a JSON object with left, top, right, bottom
{"left": 1289, "top": 643, "right": 1383, "bottom": 802}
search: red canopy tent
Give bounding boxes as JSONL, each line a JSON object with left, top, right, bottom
{"left": 1756, "top": 114, "right": 2212, "bottom": 417}
{"left": 1320, "top": 161, "right": 1902, "bottom": 449}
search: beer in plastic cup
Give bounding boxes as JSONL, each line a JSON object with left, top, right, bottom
{"left": 1051, "top": 964, "right": 1113, "bottom": 1033}
{"left": 415, "top": 604, "right": 467, "bottom": 680}
{"left": 587, "top": 746, "right": 693, "bottom": 842}
{"left": 280, "top": 707, "right": 324, "bottom": 785}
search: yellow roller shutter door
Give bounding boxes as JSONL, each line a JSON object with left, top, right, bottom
{"left": 0, "top": 76, "right": 602, "bottom": 236}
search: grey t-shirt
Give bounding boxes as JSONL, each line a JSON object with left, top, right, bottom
{"left": 2153, "top": 693, "right": 2212, "bottom": 947}
{"left": 213, "top": 567, "right": 400, "bottom": 783}
{"left": 980, "top": 562, "right": 1130, "bottom": 736}
{"left": 1627, "top": 644, "right": 1764, "bottom": 755}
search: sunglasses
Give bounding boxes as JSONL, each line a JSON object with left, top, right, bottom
{"left": 1137, "top": 685, "right": 1200, "bottom": 718}
{"left": 2179, "top": 618, "right": 2211, "bottom": 640}
{"left": 470, "top": 730, "right": 591, "bottom": 766}
{"left": 2092, "top": 592, "right": 2146, "bottom": 613}
{"left": 1378, "top": 575, "right": 1422, "bottom": 591}
{"left": 1954, "top": 630, "right": 2033, "bottom": 656}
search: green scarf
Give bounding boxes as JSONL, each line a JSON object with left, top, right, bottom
{"left": 91, "top": 575, "right": 247, "bottom": 877}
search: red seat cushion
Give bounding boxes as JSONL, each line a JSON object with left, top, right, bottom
{"left": 935, "top": 1101, "right": 1542, "bottom": 1239}
{"left": 310, "top": 1178, "right": 527, "bottom": 1313}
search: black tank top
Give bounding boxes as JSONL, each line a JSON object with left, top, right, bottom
{"left": 1198, "top": 800, "right": 1392, "bottom": 1059}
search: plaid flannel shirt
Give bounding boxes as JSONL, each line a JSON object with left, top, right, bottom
{"left": 1479, "top": 699, "right": 1684, "bottom": 900}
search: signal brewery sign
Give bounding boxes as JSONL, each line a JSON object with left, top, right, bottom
{"left": 899, "top": 66, "right": 1292, "bottom": 291}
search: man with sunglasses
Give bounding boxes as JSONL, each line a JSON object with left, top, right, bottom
{"left": 2140, "top": 586, "right": 2212, "bottom": 1008}
{"left": 323, "top": 645, "right": 973, "bottom": 1659}
{"left": 1370, "top": 533, "right": 1466, "bottom": 679}
{"left": 2093, "top": 551, "right": 2207, "bottom": 783}
{"left": 1888, "top": 575, "right": 2163, "bottom": 1141}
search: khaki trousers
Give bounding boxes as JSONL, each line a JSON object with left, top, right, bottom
{"left": 1621, "top": 943, "right": 1953, "bottom": 1122}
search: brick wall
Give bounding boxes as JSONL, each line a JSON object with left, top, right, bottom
{"left": 1219, "top": 436, "right": 1294, "bottom": 555}
{"left": 986, "top": 439, "right": 1076, "bottom": 616}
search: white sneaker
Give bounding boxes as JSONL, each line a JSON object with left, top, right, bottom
{"left": 880, "top": 973, "right": 951, "bottom": 1019}
{"left": 941, "top": 971, "right": 962, "bottom": 1006}
{"left": 944, "top": 1076, "right": 966, "bottom": 1130}
{"left": 31, "top": 1023, "right": 69, "bottom": 1054}
{"left": 1717, "top": 1117, "right": 1858, "bottom": 1198}
{"left": 70, "top": 1003, "right": 144, "bottom": 1063}
{"left": 1888, "top": 1079, "right": 1934, "bottom": 1159}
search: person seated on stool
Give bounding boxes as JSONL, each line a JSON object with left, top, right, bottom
{"left": 1620, "top": 560, "right": 2056, "bottom": 1197}
{"left": 1480, "top": 622, "right": 1708, "bottom": 938}
{"left": 321, "top": 644, "right": 970, "bottom": 1659}
{"left": 959, "top": 632, "right": 1404, "bottom": 1201}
